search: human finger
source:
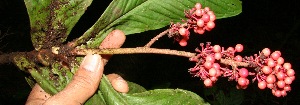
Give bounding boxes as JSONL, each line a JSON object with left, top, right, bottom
{"left": 43, "top": 54, "right": 103, "bottom": 105}
{"left": 99, "top": 30, "right": 126, "bottom": 65}
{"left": 107, "top": 73, "right": 129, "bottom": 93}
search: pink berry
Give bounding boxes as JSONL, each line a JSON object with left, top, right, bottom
{"left": 277, "top": 80, "right": 286, "bottom": 88}
{"left": 195, "top": 28, "right": 205, "bottom": 34}
{"left": 235, "top": 44, "right": 244, "bottom": 52}
{"left": 267, "top": 58, "right": 276, "bottom": 68}
{"left": 206, "top": 21, "right": 215, "bottom": 29}
{"left": 283, "top": 63, "right": 292, "bottom": 70}
{"left": 212, "top": 63, "right": 220, "bottom": 70}
{"left": 214, "top": 52, "right": 222, "bottom": 60}
{"left": 210, "top": 76, "right": 217, "bottom": 82}
{"left": 213, "top": 45, "right": 221, "bottom": 52}
{"left": 262, "top": 66, "right": 272, "bottom": 75}
{"left": 234, "top": 55, "right": 243, "bottom": 62}
{"left": 204, "top": 7, "right": 210, "bottom": 11}
{"left": 258, "top": 81, "right": 267, "bottom": 89}
{"left": 281, "top": 90, "right": 287, "bottom": 97}
{"left": 284, "top": 85, "right": 291, "bottom": 91}
{"left": 195, "top": 9, "right": 202, "bottom": 16}
{"left": 274, "top": 90, "right": 281, "bottom": 97}
{"left": 290, "top": 76, "right": 295, "bottom": 81}
{"left": 206, "top": 55, "right": 215, "bottom": 63}
{"left": 276, "top": 57, "right": 284, "bottom": 65}
{"left": 266, "top": 74, "right": 276, "bottom": 84}
{"left": 204, "top": 61, "right": 213, "bottom": 69}
{"left": 179, "top": 39, "right": 187, "bottom": 46}
{"left": 209, "top": 68, "right": 217, "bottom": 77}
{"left": 239, "top": 68, "right": 249, "bottom": 78}
{"left": 238, "top": 77, "right": 249, "bottom": 87}
{"left": 284, "top": 77, "right": 293, "bottom": 85}
{"left": 276, "top": 71, "right": 285, "bottom": 80}
{"left": 207, "top": 11, "right": 214, "bottom": 16}
{"left": 262, "top": 48, "right": 271, "bottom": 56}
{"left": 197, "top": 19, "right": 204, "bottom": 27}
{"left": 274, "top": 51, "right": 282, "bottom": 56}
{"left": 201, "top": 14, "right": 210, "bottom": 22}
{"left": 286, "top": 69, "right": 295, "bottom": 77}
{"left": 195, "top": 3, "right": 202, "bottom": 9}
{"left": 179, "top": 28, "right": 187, "bottom": 36}
{"left": 271, "top": 51, "right": 281, "bottom": 60}
{"left": 267, "top": 83, "right": 274, "bottom": 89}
{"left": 204, "top": 78, "right": 213, "bottom": 87}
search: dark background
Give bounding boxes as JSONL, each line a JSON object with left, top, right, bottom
{"left": 0, "top": 0, "right": 299, "bottom": 104}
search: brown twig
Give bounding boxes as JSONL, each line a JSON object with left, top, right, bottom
{"left": 71, "top": 47, "right": 254, "bottom": 69}
{"left": 0, "top": 51, "right": 37, "bottom": 65}
{"left": 0, "top": 52, "right": 15, "bottom": 65}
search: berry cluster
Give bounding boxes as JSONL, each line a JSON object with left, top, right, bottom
{"left": 255, "top": 48, "right": 295, "bottom": 97}
{"left": 168, "top": 3, "right": 216, "bottom": 46}
{"left": 188, "top": 42, "right": 295, "bottom": 97}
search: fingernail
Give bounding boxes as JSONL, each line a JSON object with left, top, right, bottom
{"left": 81, "top": 54, "right": 101, "bottom": 72}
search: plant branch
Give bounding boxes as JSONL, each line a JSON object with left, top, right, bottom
{"left": 0, "top": 53, "right": 16, "bottom": 65}
{"left": 72, "top": 47, "right": 253, "bottom": 68}
{"left": 72, "top": 47, "right": 196, "bottom": 58}
{"left": 220, "top": 58, "right": 250, "bottom": 67}
{"left": 144, "top": 29, "right": 169, "bottom": 47}
{"left": 0, "top": 52, "right": 20, "bottom": 65}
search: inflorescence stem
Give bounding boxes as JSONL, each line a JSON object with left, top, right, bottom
{"left": 71, "top": 47, "right": 251, "bottom": 68}
{"left": 144, "top": 29, "right": 169, "bottom": 47}
{"left": 220, "top": 58, "right": 250, "bottom": 67}
{"left": 73, "top": 47, "right": 196, "bottom": 58}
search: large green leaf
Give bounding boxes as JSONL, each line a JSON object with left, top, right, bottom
{"left": 94, "top": 75, "right": 209, "bottom": 105}
{"left": 24, "top": 0, "right": 93, "bottom": 50}
{"left": 76, "top": 0, "right": 242, "bottom": 48}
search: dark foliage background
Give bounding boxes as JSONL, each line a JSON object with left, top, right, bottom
{"left": 0, "top": 0, "right": 299, "bottom": 104}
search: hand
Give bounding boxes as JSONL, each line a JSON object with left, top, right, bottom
{"left": 26, "top": 30, "right": 128, "bottom": 105}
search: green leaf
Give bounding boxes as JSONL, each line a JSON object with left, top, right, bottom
{"left": 124, "top": 89, "right": 209, "bottom": 105}
{"left": 201, "top": 0, "right": 242, "bottom": 19}
{"left": 29, "top": 62, "right": 73, "bottom": 95}
{"left": 127, "top": 81, "right": 147, "bottom": 94}
{"left": 77, "top": 0, "right": 242, "bottom": 48}
{"left": 24, "top": 0, "right": 93, "bottom": 50}
{"left": 89, "top": 75, "right": 209, "bottom": 105}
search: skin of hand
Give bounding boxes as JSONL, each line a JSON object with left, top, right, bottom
{"left": 26, "top": 30, "right": 128, "bottom": 105}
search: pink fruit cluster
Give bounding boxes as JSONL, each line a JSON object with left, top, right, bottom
{"left": 255, "top": 48, "right": 295, "bottom": 97}
{"left": 188, "top": 42, "right": 295, "bottom": 97}
{"left": 168, "top": 3, "right": 216, "bottom": 46}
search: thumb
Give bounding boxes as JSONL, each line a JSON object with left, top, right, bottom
{"left": 45, "top": 54, "right": 103, "bottom": 105}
